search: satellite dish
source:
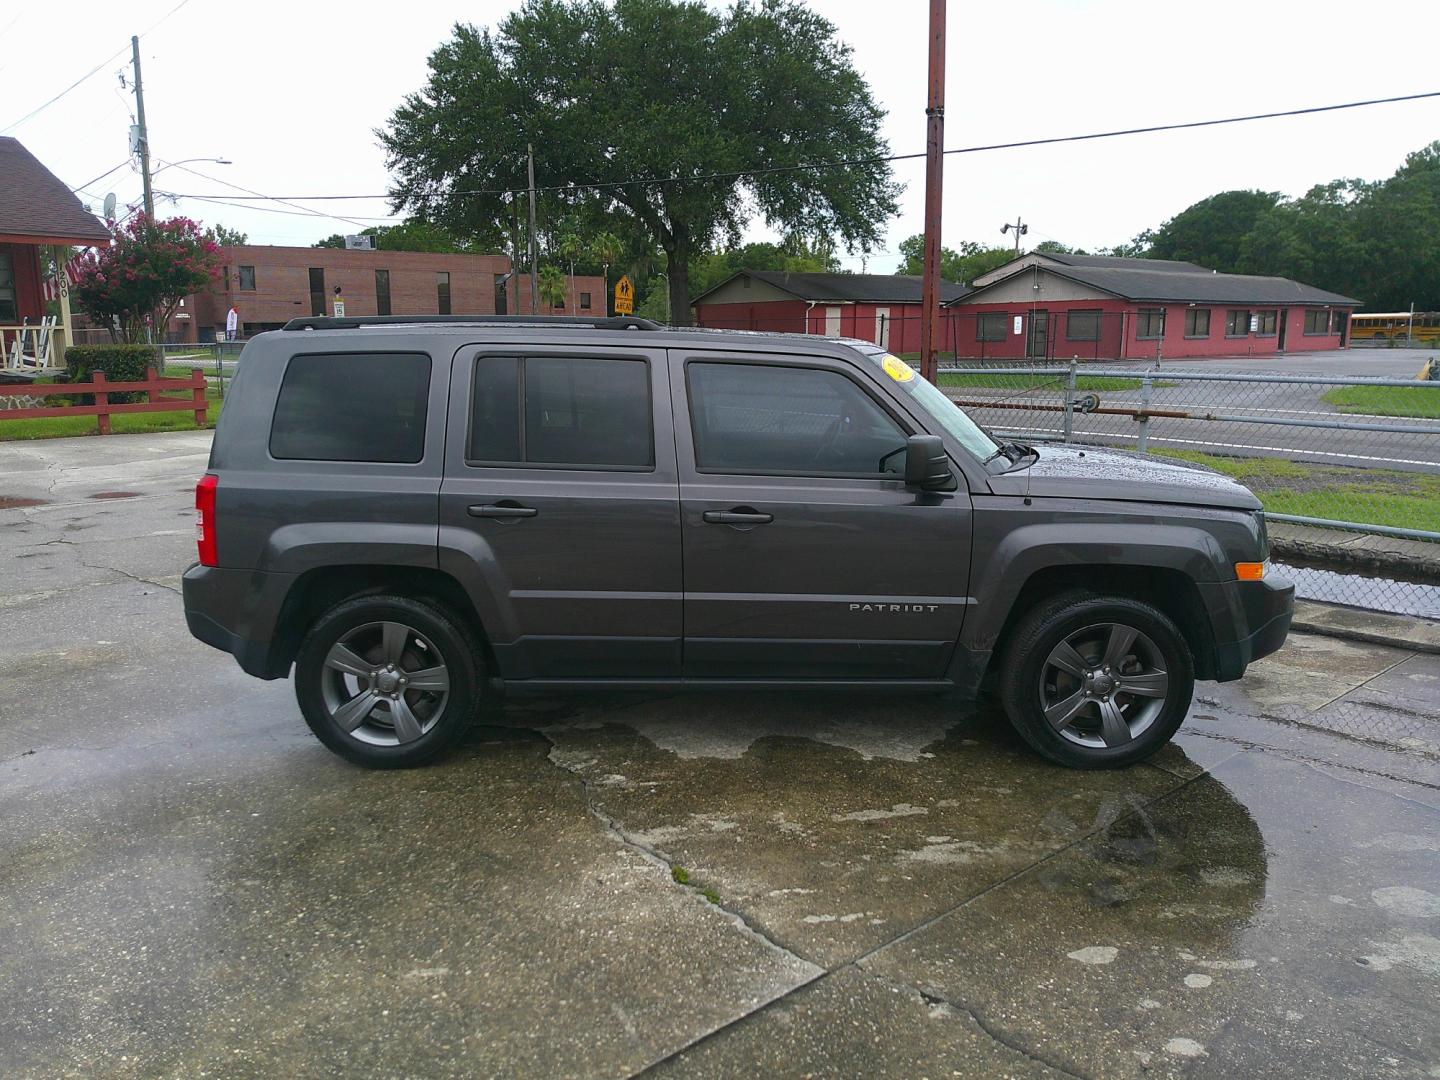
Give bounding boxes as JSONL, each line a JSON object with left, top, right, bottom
{"left": 103, "top": 193, "right": 117, "bottom": 222}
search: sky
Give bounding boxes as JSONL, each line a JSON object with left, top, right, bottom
{"left": 3, "top": 0, "right": 1437, "bottom": 274}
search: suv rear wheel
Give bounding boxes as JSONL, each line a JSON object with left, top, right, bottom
{"left": 294, "top": 595, "right": 482, "bottom": 768}
{"left": 998, "top": 591, "right": 1194, "bottom": 768}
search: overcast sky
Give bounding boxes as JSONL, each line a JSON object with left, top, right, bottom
{"left": 4, "top": 0, "right": 1436, "bottom": 273}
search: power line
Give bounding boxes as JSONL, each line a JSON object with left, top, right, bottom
{"left": 0, "top": 0, "right": 200, "bottom": 134}
{"left": 158, "top": 89, "right": 1440, "bottom": 205}
{"left": 159, "top": 161, "right": 377, "bottom": 228}
{"left": 160, "top": 191, "right": 398, "bottom": 224}
{"left": 70, "top": 160, "right": 133, "bottom": 193}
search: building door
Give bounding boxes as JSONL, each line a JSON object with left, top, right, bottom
{"left": 1277, "top": 308, "right": 1288, "bottom": 351}
{"left": 1026, "top": 309, "right": 1049, "bottom": 358}
{"left": 875, "top": 307, "right": 891, "bottom": 350}
{"left": 825, "top": 306, "right": 842, "bottom": 337}
{"left": 308, "top": 268, "right": 326, "bottom": 317}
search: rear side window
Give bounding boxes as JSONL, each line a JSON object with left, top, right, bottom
{"left": 687, "top": 361, "right": 908, "bottom": 476}
{"left": 468, "top": 355, "right": 652, "bottom": 468}
{"left": 270, "top": 352, "right": 431, "bottom": 463}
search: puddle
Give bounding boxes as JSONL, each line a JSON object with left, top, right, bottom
{"left": 0, "top": 496, "right": 49, "bottom": 509}
{"left": 89, "top": 491, "right": 141, "bottom": 500}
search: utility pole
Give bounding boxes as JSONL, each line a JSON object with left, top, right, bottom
{"left": 918, "top": 0, "right": 946, "bottom": 382}
{"left": 1001, "top": 216, "right": 1028, "bottom": 255}
{"left": 526, "top": 144, "right": 540, "bottom": 314}
{"left": 131, "top": 36, "right": 154, "bottom": 220}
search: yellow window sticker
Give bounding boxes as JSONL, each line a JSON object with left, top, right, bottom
{"left": 881, "top": 354, "right": 916, "bottom": 383}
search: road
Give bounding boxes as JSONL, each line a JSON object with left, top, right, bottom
{"left": 945, "top": 349, "right": 1440, "bottom": 473}
{"left": 2, "top": 433, "right": 1438, "bottom": 1078}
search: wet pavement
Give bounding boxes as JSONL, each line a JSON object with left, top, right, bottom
{"left": 2, "top": 433, "right": 1438, "bottom": 1079}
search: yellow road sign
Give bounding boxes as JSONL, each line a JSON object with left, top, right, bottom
{"left": 614, "top": 274, "right": 634, "bottom": 316}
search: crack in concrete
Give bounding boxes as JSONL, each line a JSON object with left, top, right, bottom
{"left": 25, "top": 536, "right": 182, "bottom": 596}
{"left": 544, "top": 742, "right": 824, "bottom": 980}
{"left": 859, "top": 966, "right": 1092, "bottom": 1080}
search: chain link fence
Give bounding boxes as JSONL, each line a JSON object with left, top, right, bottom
{"left": 936, "top": 359, "right": 1440, "bottom": 618}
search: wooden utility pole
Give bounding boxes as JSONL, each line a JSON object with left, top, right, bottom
{"left": 919, "top": 0, "right": 946, "bottom": 381}
{"left": 131, "top": 36, "right": 154, "bottom": 220}
{"left": 527, "top": 144, "right": 540, "bottom": 313}
{"left": 1002, "top": 216, "right": 1028, "bottom": 254}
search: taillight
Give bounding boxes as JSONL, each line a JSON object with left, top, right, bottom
{"left": 195, "top": 473, "right": 218, "bottom": 567}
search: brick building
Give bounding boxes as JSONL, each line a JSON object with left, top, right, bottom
{"left": 691, "top": 271, "right": 969, "bottom": 355}
{"left": 943, "top": 252, "right": 1359, "bottom": 361}
{"left": 175, "top": 245, "right": 607, "bottom": 342}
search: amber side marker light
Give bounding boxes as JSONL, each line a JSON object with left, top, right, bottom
{"left": 1235, "top": 562, "right": 1266, "bottom": 581}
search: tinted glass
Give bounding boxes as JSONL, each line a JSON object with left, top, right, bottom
{"left": 271, "top": 352, "right": 430, "bottom": 462}
{"left": 689, "top": 362, "right": 908, "bottom": 476}
{"left": 469, "top": 357, "right": 521, "bottom": 462}
{"left": 375, "top": 269, "right": 391, "bottom": 316}
{"left": 524, "top": 356, "right": 651, "bottom": 466}
{"left": 238, "top": 265, "right": 255, "bottom": 291}
{"left": 1066, "top": 309, "right": 1101, "bottom": 341}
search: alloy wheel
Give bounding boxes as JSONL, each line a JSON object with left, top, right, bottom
{"left": 1038, "top": 622, "right": 1170, "bottom": 748}
{"left": 319, "top": 620, "right": 450, "bottom": 746}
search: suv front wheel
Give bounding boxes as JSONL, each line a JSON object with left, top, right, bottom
{"left": 294, "top": 595, "right": 483, "bottom": 768}
{"left": 998, "top": 592, "right": 1194, "bottom": 768}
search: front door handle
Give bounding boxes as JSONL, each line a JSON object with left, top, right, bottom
{"left": 468, "top": 503, "right": 539, "bottom": 519}
{"left": 703, "top": 510, "right": 773, "bottom": 525}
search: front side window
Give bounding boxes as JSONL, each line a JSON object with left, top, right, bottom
{"left": 1136, "top": 308, "right": 1165, "bottom": 339}
{"left": 1066, "top": 309, "right": 1101, "bottom": 342}
{"left": 1184, "top": 308, "right": 1211, "bottom": 337}
{"left": 468, "top": 355, "right": 652, "bottom": 468}
{"left": 238, "top": 265, "right": 256, "bottom": 291}
{"left": 976, "top": 312, "right": 1007, "bottom": 342}
{"left": 270, "top": 352, "right": 431, "bottom": 463}
{"left": 688, "top": 361, "right": 908, "bottom": 477}
{"left": 1255, "top": 309, "right": 1277, "bottom": 335}
{"left": 0, "top": 251, "right": 15, "bottom": 321}
{"left": 1226, "top": 309, "right": 1250, "bottom": 336}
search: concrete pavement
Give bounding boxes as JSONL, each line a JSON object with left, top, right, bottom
{"left": 2, "top": 432, "right": 1438, "bottom": 1079}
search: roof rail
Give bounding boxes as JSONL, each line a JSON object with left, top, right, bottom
{"left": 281, "top": 314, "right": 663, "bottom": 332}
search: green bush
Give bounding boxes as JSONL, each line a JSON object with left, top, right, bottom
{"left": 64, "top": 344, "right": 158, "bottom": 405}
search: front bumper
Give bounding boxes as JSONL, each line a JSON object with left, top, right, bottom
{"left": 1212, "top": 575, "right": 1295, "bottom": 681}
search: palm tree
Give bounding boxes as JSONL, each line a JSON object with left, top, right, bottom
{"left": 590, "top": 231, "right": 623, "bottom": 314}
{"left": 538, "top": 265, "right": 567, "bottom": 313}
{"left": 556, "top": 233, "right": 585, "bottom": 312}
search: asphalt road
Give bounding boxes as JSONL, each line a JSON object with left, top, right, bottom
{"left": 946, "top": 349, "right": 1440, "bottom": 473}
{"left": 3, "top": 433, "right": 1439, "bottom": 1079}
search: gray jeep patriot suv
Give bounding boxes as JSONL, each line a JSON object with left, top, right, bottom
{"left": 183, "top": 315, "right": 1293, "bottom": 770}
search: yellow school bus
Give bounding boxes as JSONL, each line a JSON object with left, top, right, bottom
{"left": 1349, "top": 311, "right": 1440, "bottom": 344}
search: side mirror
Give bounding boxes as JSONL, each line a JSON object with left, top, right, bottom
{"left": 904, "top": 434, "right": 954, "bottom": 490}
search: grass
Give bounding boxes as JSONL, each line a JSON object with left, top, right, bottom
{"left": 1153, "top": 448, "right": 1440, "bottom": 533}
{"left": 1321, "top": 384, "right": 1440, "bottom": 419}
{"left": 0, "top": 386, "right": 224, "bottom": 441}
{"left": 939, "top": 372, "right": 1175, "bottom": 392}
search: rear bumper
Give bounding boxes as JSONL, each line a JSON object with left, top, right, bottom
{"left": 1211, "top": 575, "right": 1295, "bottom": 681}
{"left": 182, "top": 563, "right": 295, "bottom": 679}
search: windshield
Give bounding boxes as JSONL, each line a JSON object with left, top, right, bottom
{"left": 856, "top": 347, "right": 999, "bottom": 461}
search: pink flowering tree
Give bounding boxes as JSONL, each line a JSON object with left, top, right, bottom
{"left": 72, "top": 215, "right": 222, "bottom": 343}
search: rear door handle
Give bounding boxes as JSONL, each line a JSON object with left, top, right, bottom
{"left": 703, "top": 510, "right": 773, "bottom": 525}
{"left": 468, "top": 503, "right": 539, "bottom": 519}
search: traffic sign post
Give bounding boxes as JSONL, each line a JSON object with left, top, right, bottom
{"left": 614, "top": 275, "right": 635, "bottom": 316}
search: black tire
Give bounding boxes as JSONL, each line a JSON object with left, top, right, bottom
{"left": 997, "top": 591, "right": 1194, "bottom": 769}
{"left": 294, "top": 594, "right": 483, "bottom": 768}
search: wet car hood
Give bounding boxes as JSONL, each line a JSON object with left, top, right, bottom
{"left": 984, "top": 445, "right": 1262, "bottom": 511}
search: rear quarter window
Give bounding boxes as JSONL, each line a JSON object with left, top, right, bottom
{"left": 269, "top": 351, "right": 431, "bottom": 463}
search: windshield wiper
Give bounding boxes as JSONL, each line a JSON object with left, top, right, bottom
{"left": 984, "top": 440, "right": 1037, "bottom": 468}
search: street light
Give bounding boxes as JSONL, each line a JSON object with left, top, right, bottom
{"left": 152, "top": 157, "right": 232, "bottom": 177}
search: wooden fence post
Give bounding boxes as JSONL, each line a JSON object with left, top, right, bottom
{"left": 191, "top": 368, "right": 207, "bottom": 427}
{"left": 93, "top": 370, "right": 110, "bottom": 435}
{"left": 146, "top": 365, "right": 160, "bottom": 406}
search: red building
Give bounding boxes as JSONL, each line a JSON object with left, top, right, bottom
{"left": 944, "top": 252, "right": 1359, "bottom": 361}
{"left": 691, "top": 270, "right": 969, "bottom": 354}
{"left": 175, "top": 245, "right": 608, "bottom": 343}
{"left": 0, "top": 137, "right": 112, "bottom": 358}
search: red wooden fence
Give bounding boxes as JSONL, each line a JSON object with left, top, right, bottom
{"left": 0, "top": 367, "right": 207, "bottom": 434}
